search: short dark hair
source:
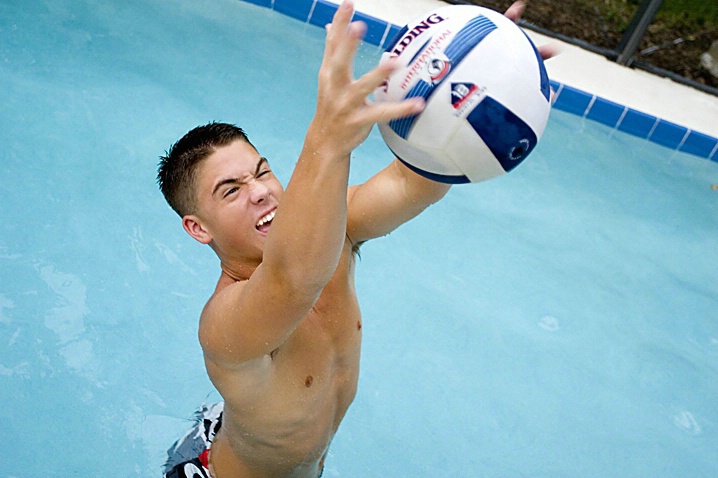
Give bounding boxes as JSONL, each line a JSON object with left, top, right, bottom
{"left": 157, "top": 122, "right": 255, "bottom": 217}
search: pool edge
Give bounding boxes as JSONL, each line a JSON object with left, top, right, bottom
{"left": 240, "top": 0, "right": 718, "bottom": 163}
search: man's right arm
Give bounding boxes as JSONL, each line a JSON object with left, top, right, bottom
{"left": 198, "top": 1, "right": 424, "bottom": 367}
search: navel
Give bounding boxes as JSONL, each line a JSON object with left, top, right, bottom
{"left": 357, "top": 320, "right": 362, "bottom": 331}
{"left": 305, "top": 375, "right": 314, "bottom": 388}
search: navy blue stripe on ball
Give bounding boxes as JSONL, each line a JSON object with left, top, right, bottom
{"left": 396, "top": 157, "right": 471, "bottom": 184}
{"left": 408, "top": 37, "right": 432, "bottom": 65}
{"left": 466, "top": 96, "right": 538, "bottom": 172}
{"left": 388, "top": 80, "right": 432, "bottom": 139}
{"left": 388, "top": 15, "right": 497, "bottom": 140}
{"left": 443, "top": 15, "right": 496, "bottom": 66}
{"left": 521, "top": 30, "right": 551, "bottom": 102}
{"left": 384, "top": 25, "right": 408, "bottom": 52}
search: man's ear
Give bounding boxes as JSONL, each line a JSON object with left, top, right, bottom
{"left": 182, "top": 215, "right": 213, "bottom": 245}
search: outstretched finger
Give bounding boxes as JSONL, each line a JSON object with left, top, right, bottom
{"left": 356, "top": 97, "right": 425, "bottom": 126}
{"left": 331, "top": 21, "right": 366, "bottom": 77}
{"left": 323, "top": 1, "right": 355, "bottom": 60}
{"left": 504, "top": 0, "right": 526, "bottom": 23}
{"left": 352, "top": 57, "right": 400, "bottom": 98}
{"left": 538, "top": 43, "right": 560, "bottom": 61}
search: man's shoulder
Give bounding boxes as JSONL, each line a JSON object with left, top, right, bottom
{"left": 203, "top": 277, "right": 246, "bottom": 316}
{"left": 198, "top": 280, "right": 248, "bottom": 357}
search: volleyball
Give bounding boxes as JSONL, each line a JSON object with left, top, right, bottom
{"left": 374, "top": 5, "right": 551, "bottom": 183}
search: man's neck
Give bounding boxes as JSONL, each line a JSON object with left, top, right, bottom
{"left": 215, "top": 259, "right": 260, "bottom": 292}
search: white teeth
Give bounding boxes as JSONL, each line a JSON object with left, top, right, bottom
{"left": 257, "top": 210, "right": 275, "bottom": 227}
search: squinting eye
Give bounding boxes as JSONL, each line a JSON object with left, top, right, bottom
{"left": 258, "top": 170, "right": 270, "bottom": 177}
{"left": 224, "top": 187, "right": 239, "bottom": 198}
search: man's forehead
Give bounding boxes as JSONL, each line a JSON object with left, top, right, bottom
{"left": 200, "top": 142, "right": 262, "bottom": 176}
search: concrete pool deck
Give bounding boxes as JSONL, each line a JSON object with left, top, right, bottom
{"left": 336, "top": 0, "right": 718, "bottom": 146}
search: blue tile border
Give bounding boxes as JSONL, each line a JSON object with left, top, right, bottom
{"left": 352, "top": 10, "right": 392, "bottom": 47}
{"left": 650, "top": 120, "right": 689, "bottom": 150}
{"left": 551, "top": 84, "right": 593, "bottom": 117}
{"left": 585, "top": 96, "right": 625, "bottom": 127}
{"left": 239, "top": 0, "right": 718, "bottom": 163}
{"left": 242, "top": 0, "right": 272, "bottom": 8}
{"left": 617, "top": 108, "right": 658, "bottom": 138}
{"left": 273, "top": 0, "right": 313, "bottom": 22}
{"left": 307, "top": 1, "right": 337, "bottom": 29}
{"left": 680, "top": 130, "right": 718, "bottom": 158}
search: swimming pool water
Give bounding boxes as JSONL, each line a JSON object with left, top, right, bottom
{"left": 1, "top": 0, "right": 717, "bottom": 476}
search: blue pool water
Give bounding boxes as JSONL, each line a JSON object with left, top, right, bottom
{"left": 1, "top": 0, "right": 717, "bottom": 476}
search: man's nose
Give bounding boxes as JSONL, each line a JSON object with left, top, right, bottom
{"left": 248, "top": 179, "right": 269, "bottom": 204}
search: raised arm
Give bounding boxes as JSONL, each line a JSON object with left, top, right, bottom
{"left": 347, "top": 158, "right": 450, "bottom": 245}
{"left": 346, "top": 0, "right": 557, "bottom": 246}
{"left": 199, "top": 1, "right": 424, "bottom": 366}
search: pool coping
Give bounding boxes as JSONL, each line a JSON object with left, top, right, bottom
{"left": 240, "top": 0, "right": 718, "bottom": 162}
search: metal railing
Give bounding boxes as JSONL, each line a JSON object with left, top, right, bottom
{"left": 616, "top": 0, "right": 664, "bottom": 65}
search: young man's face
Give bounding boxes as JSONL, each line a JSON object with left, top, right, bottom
{"left": 186, "top": 139, "right": 283, "bottom": 262}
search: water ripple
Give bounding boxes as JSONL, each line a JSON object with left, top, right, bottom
{"left": 538, "top": 315, "right": 560, "bottom": 332}
{"left": 673, "top": 410, "right": 702, "bottom": 435}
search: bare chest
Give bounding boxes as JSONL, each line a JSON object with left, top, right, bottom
{"left": 281, "top": 243, "right": 362, "bottom": 360}
{"left": 210, "top": 245, "right": 364, "bottom": 473}
{"left": 274, "top": 270, "right": 363, "bottom": 388}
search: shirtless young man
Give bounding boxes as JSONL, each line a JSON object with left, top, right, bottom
{"left": 158, "top": 2, "right": 550, "bottom": 477}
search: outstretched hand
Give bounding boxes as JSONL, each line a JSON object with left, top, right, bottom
{"left": 307, "top": 1, "right": 424, "bottom": 159}
{"left": 504, "top": 0, "right": 558, "bottom": 103}
{"left": 504, "top": 1, "right": 559, "bottom": 61}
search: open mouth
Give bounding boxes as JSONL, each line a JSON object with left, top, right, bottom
{"left": 256, "top": 209, "right": 276, "bottom": 233}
